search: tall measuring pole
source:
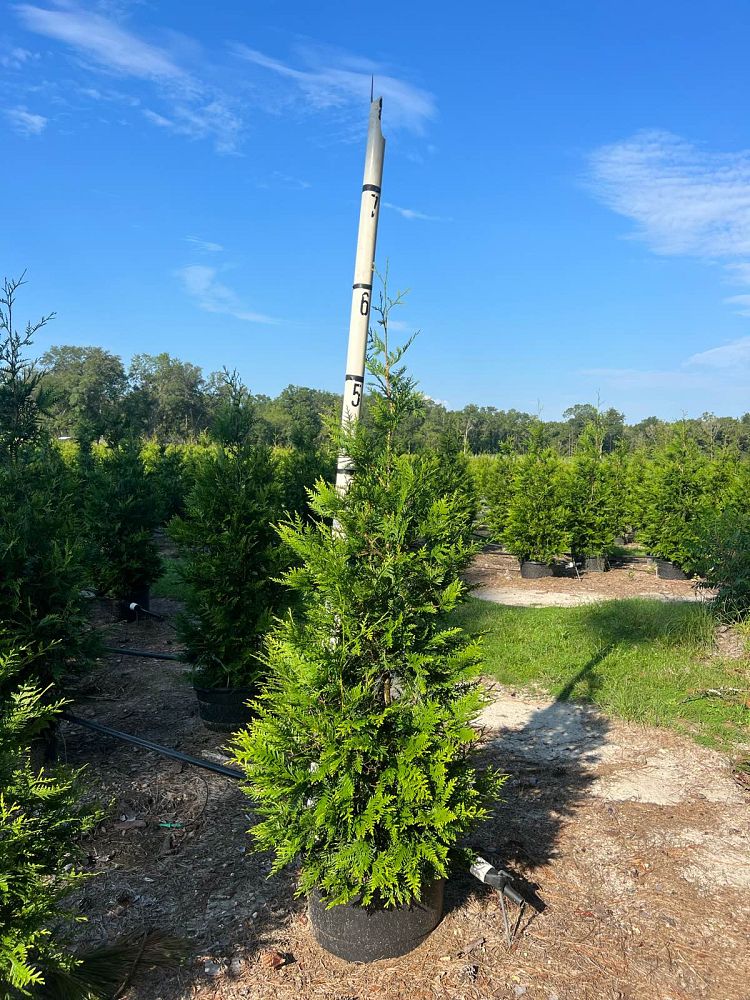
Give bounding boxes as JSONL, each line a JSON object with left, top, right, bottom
{"left": 335, "top": 95, "right": 386, "bottom": 496}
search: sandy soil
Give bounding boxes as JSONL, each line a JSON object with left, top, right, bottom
{"left": 465, "top": 548, "right": 709, "bottom": 607}
{"left": 59, "top": 597, "right": 750, "bottom": 1000}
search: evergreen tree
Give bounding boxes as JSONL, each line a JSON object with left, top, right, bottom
{"left": 503, "top": 430, "right": 569, "bottom": 563}
{"left": 82, "top": 441, "right": 162, "bottom": 599}
{"left": 639, "top": 427, "right": 714, "bottom": 572}
{"left": 169, "top": 382, "right": 288, "bottom": 689}
{"left": 566, "top": 420, "right": 620, "bottom": 558}
{"left": 232, "top": 331, "right": 503, "bottom": 908}
{"left": 484, "top": 451, "right": 518, "bottom": 544}
{"left": 0, "top": 274, "right": 54, "bottom": 462}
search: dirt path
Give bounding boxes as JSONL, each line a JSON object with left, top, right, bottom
{"left": 62, "top": 601, "right": 749, "bottom": 1000}
{"left": 466, "top": 548, "right": 709, "bottom": 608}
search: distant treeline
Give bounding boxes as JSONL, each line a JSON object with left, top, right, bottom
{"left": 40, "top": 345, "right": 750, "bottom": 454}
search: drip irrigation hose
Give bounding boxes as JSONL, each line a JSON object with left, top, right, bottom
{"left": 62, "top": 712, "right": 244, "bottom": 780}
{"left": 103, "top": 646, "right": 185, "bottom": 662}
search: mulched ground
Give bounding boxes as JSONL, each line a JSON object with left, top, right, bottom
{"left": 465, "top": 548, "right": 704, "bottom": 605}
{"left": 59, "top": 590, "right": 749, "bottom": 1000}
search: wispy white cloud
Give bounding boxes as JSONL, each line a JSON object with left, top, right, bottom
{"left": 589, "top": 129, "right": 750, "bottom": 321}
{"left": 141, "top": 100, "right": 241, "bottom": 153}
{"left": 685, "top": 336, "right": 750, "bottom": 369}
{"left": 0, "top": 44, "right": 37, "bottom": 69}
{"left": 232, "top": 43, "right": 436, "bottom": 134}
{"left": 383, "top": 201, "right": 446, "bottom": 222}
{"left": 256, "top": 171, "right": 311, "bottom": 191}
{"left": 176, "top": 265, "right": 277, "bottom": 324}
{"left": 15, "top": 3, "right": 184, "bottom": 81}
{"left": 589, "top": 129, "right": 750, "bottom": 258}
{"left": 583, "top": 331, "right": 750, "bottom": 391}
{"left": 5, "top": 104, "right": 47, "bottom": 134}
{"left": 13, "top": 4, "right": 242, "bottom": 152}
{"left": 185, "top": 235, "right": 224, "bottom": 253}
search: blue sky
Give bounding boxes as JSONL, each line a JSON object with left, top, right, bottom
{"left": 3, "top": 1, "right": 750, "bottom": 421}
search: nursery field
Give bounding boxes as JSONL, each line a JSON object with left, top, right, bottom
{"left": 4, "top": 276, "right": 750, "bottom": 999}
{"left": 60, "top": 587, "right": 750, "bottom": 1000}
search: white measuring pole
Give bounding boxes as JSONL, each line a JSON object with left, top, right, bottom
{"left": 335, "top": 96, "right": 386, "bottom": 496}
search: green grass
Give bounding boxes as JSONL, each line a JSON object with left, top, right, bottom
{"left": 453, "top": 597, "right": 749, "bottom": 752}
{"left": 151, "top": 556, "right": 191, "bottom": 601}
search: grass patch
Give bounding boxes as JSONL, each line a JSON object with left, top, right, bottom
{"left": 151, "top": 556, "right": 191, "bottom": 601}
{"left": 453, "top": 597, "right": 749, "bottom": 752}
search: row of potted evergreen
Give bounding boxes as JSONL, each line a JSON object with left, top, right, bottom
{"left": 480, "top": 426, "right": 733, "bottom": 578}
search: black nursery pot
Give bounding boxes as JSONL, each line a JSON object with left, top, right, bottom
{"left": 520, "top": 559, "right": 553, "bottom": 579}
{"left": 584, "top": 556, "right": 608, "bottom": 574}
{"left": 654, "top": 558, "right": 688, "bottom": 581}
{"left": 308, "top": 880, "right": 445, "bottom": 963}
{"left": 193, "top": 686, "right": 254, "bottom": 732}
{"left": 29, "top": 723, "right": 59, "bottom": 771}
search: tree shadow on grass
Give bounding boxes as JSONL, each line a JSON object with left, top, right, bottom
{"left": 446, "top": 644, "right": 614, "bottom": 916}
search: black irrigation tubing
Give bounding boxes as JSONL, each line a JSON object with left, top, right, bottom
{"left": 103, "top": 646, "right": 185, "bottom": 662}
{"left": 62, "top": 712, "right": 244, "bottom": 780}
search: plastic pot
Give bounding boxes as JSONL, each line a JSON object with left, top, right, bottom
{"left": 584, "top": 556, "right": 608, "bottom": 574}
{"left": 654, "top": 559, "right": 688, "bottom": 581}
{"left": 308, "top": 879, "right": 445, "bottom": 962}
{"left": 29, "top": 723, "right": 58, "bottom": 771}
{"left": 520, "top": 560, "right": 553, "bottom": 579}
{"left": 193, "top": 686, "right": 254, "bottom": 732}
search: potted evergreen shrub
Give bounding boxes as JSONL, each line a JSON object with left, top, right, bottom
{"left": 232, "top": 332, "right": 503, "bottom": 962}
{"left": 82, "top": 440, "right": 162, "bottom": 620}
{"left": 639, "top": 429, "right": 712, "bottom": 579}
{"left": 566, "top": 421, "right": 621, "bottom": 572}
{"left": 503, "top": 432, "right": 569, "bottom": 578}
{"left": 169, "top": 379, "right": 289, "bottom": 730}
{"left": 484, "top": 451, "right": 517, "bottom": 546}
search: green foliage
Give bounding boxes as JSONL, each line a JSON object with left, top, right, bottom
{"left": 484, "top": 453, "right": 517, "bottom": 543}
{"left": 232, "top": 328, "right": 503, "bottom": 909}
{"left": 139, "top": 438, "right": 188, "bottom": 523}
{"left": 503, "top": 433, "right": 569, "bottom": 563}
{"left": 638, "top": 428, "right": 715, "bottom": 572}
{"left": 82, "top": 441, "right": 162, "bottom": 598}
{"left": 566, "top": 421, "right": 622, "bottom": 557}
{"left": 40, "top": 346, "right": 126, "bottom": 445}
{"left": 0, "top": 275, "right": 55, "bottom": 462}
{"left": 169, "top": 443, "right": 288, "bottom": 689}
{"left": 690, "top": 508, "right": 750, "bottom": 620}
{"left": 0, "top": 447, "right": 94, "bottom": 695}
{"left": 0, "top": 640, "right": 98, "bottom": 997}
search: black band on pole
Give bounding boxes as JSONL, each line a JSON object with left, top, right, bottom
{"left": 362, "top": 184, "right": 381, "bottom": 193}
{"left": 352, "top": 282, "right": 372, "bottom": 290}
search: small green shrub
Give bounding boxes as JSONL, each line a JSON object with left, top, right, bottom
{"left": 484, "top": 453, "right": 517, "bottom": 543}
{"left": 639, "top": 430, "right": 714, "bottom": 572}
{"left": 232, "top": 330, "right": 503, "bottom": 908}
{"left": 690, "top": 508, "right": 750, "bottom": 620}
{"left": 566, "top": 421, "right": 622, "bottom": 558}
{"left": 0, "top": 447, "right": 94, "bottom": 694}
{"left": 503, "top": 435, "right": 568, "bottom": 563}
{"left": 169, "top": 442, "right": 288, "bottom": 689}
{"left": 82, "top": 441, "right": 162, "bottom": 598}
{"left": 140, "top": 438, "right": 189, "bottom": 523}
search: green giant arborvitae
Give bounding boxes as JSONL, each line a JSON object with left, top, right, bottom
{"left": 232, "top": 331, "right": 503, "bottom": 907}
